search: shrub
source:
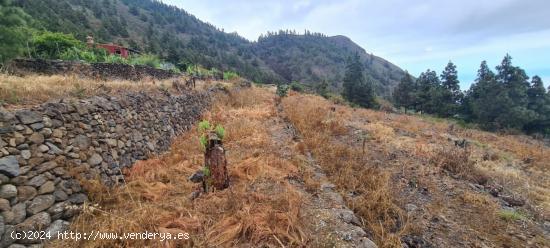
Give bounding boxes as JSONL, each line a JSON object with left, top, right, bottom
{"left": 104, "top": 54, "right": 128, "bottom": 64}
{"left": 128, "top": 54, "right": 161, "bottom": 68}
{"left": 290, "top": 81, "right": 305, "bottom": 92}
{"left": 276, "top": 84, "right": 290, "bottom": 97}
{"left": 223, "top": 71, "right": 239, "bottom": 81}
{"left": 32, "top": 31, "right": 81, "bottom": 59}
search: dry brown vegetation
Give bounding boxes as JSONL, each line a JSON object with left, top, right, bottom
{"left": 50, "top": 86, "right": 310, "bottom": 247}
{"left": 45, "top": 84, "right": 549, "bottom": 247}
{"left": 282, "top": 93, "right": 549, "bottom": 247}
{"left": 0, "top": 74, "right": 191, "bottom": 108}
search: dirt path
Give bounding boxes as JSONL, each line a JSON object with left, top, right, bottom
{"left": 269, "top": 101, "right": 377, "bottom": 247}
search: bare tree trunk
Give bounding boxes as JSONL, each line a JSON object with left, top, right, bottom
{"left": 204, "top": 132, "right": 229, "bottom": 192}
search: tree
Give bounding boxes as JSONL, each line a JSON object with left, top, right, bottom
{"left": 493, "top": 54, "right": 535, "bottom": 130}
{"left": 343, "top": 53, "right": 376, "bottom": 108}
{"left": 440, "top": 61, "right": 463, "bottom": 117}
{"left": 525, "top": 76, "right": 550, "bottom": 133}
{"left": 0, "top": 0, "right": 32, "bottom": 64}
{"left": 416, "top": 69, "right": 443, "bottom": 115}
{"left": 392, "top": 71, "right": 416, "bottom": 112}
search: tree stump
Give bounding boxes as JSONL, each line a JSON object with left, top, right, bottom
{"left": 203, "top": 132, "right": 229, "bottom": 192}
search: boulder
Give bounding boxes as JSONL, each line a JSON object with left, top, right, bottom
{"left": 45, "top": 219, "right": 70, "bottom": 237}
{"left": 87, "top": 153, "right": 103, "bottom": 166}
{"left": 16, "top": 212, "right": 51, "bottom": 232}
{"left": 17, "top": 186, "right": 37, "bottom": 202}
{"left": 27, "top": 195, "right": 55, "bottom": 215}
{"left": 0, "top": 184, "right": 17, "bottom": 198}
{"left": 74, "top": 135, "right": 90, "bottom": 149}
{"left": 38, "top": 181, "right": 55, "bottom": 194}
{"left": 0, "top": 156, "right": 19, "bottom": 177}
{"left": 26, "top": 175, "right": 46, "bottom": 187}
{"left": 12, "top": 203, "right": 27, "bottom": 224}
{"left": 0, "top": 198, "right": 10, "bottom": 212}
{"left": 15, "top": 110, "right": 42, "bottom": 124}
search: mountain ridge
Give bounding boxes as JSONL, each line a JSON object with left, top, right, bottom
{"left": 14, "top": 0, "right": 406, "bottom": 96}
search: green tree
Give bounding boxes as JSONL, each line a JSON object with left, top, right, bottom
{"left": 32, "top": 31, "right": 81, "bottom": 59}
{"left": 343, "top": 53, "right": 376, "bottom": 108}
{"left": 493, "top": 54, "right": 535, "bottom": 130}
{"left": 463, "top": 61, "right": 501, "bottom": 129}
{"left": 440, "top": 61, "right": 463, "bottom": 117}
{"left": 0, "top": 0, "right": 32, "bottom": 64}
{"left": 392, "top": 71, "right": 416, "bottom": 112}
{"left": 416, "top": 69, "right": 443, "bottom": 115}
{"left": 525, "top": 76, "right": 550, "bottom": 133}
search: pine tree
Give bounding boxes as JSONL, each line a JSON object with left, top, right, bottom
{"left": 416, "top": 69, "right": 442, "bottom": 114}
{"left": 342, "top": 53, "right": 376, "bottom": 108}
{"left": 493, "top": 54, "right": 535, "bottom": 130}
{"left": 440, "top": 61, "right": 463, "bottom": 117}
{"left": 525, "top": 76, "right": 550, "bottom": 133}
{"left": 392, "top": 72, "right": 416, "bottom": 112}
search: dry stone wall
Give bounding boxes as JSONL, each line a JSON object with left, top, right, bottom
{"left": 0, "top": 90, "right": 210, "bottom": 247}
{"left": 9, "top": 59, "right": 179, "bottom": 81}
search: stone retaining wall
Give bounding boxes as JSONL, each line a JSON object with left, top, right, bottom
{"left": 8, "top": 59, "right": 179, "bottom": 81}
{"left": 0, "top": 90, "right": 210, "bottom": 247}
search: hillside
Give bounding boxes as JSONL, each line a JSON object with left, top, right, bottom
{"left": 13, "top": 0, "right": 406, "bottom": 95}
{"left": 255, "top": 33, "right": 406, "bottom": 96}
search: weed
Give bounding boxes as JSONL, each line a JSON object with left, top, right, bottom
{"left": 498, "top": 210, "right": 525, "bottom": 222}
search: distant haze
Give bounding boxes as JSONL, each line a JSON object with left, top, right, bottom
{"left": 163, "top": 0, "right": 550, "bottom": 89}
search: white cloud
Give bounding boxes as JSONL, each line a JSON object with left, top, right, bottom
{"left": 162, "top": 0, "right": 550, "bottom": 88}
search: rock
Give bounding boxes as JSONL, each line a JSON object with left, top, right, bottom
{"left": 26, "top": 175, "right": 47, "bottom": 187}
{"left": 106, "top": 139, "right": 118, "bottom": 147}
{"left": 0, "top": 155, "right": 20, "bottom": 177}
{"left": 502, "top": 195, "right": 526, "bottom": 207}
{"left": 74, "top": 135, "right": 90, "bottom": 149}
{"left": 87, "top": 153, "right": 103, "bottom": 166}
{"left": 132, "top": 131, "right": 143, "bottom": 142}
{"left": 51, "top": 129, "right": 63, "bottom": 138}
{"left": 16, "top": 212, "right": 51, "bottom": 232}
{"left": 30, "top": 122, "right": 45, "bottom": 131}
{"left": 28, "top": 133, "right": 44, "bottom": 145}
{"left": 357, "top": 237, "right": 378, "bottom": 248}
{"left": 0, "top": 184, "right": 17, "bottom": 198}
{"left": 2, "top": 210, "right": 15, "bottom": 224}
{"left": 0, "top": 215, "right": 4, "bottom": 240}
{"left": 34, "top": 161, "right": 58, "bottom": 174}
{"left": 21, "top": 150, "right": 31, "bottom": 160}
{"left": 15, "top": 110, "right": 42, "bottom": 124}
{"left": 27, "top": 195, "right": 55, "bottom": 215}
{"left": 53, "top": 190, "right": 68, "bottom": 201}
{"left": 0, "top": 174, "right": 9, "bottom": 184}
{"left": 12, "top": 203, "right": 26, "bottom": 224}
{"left": 17, "top": 186, "right": 37, "bottom": 202}
{"left": 406, "top": 203, "right": 418, "bottom": 212}
{"left": 0, "top": 198, "right": 10, "bottom": 211}
{"left": 8, "top": 244, "right": 27, "bottom": 248}
{"left": 38, "top": 181, "right": 55, "bottom": 194}
{"left": 0, "top": 225, "right": 15, "bottom": 247}
{"left": 45, "top": 219, "right": 70, "bottom": 237}
{"left": 188, "top": 170, "right": 204, "bottom": 183}
{"left": 332, "top": 208, "right": 361, "bottom": 226}
{"left": 68, "top": 193, "right": 88, "bottom": 204}
{"left": 45, "top": 142, "right": 62, "bottom": 155}
{"left": 0, "top": 138, "right": 7, "bottom": 147}
{"left": 38, "top": 144, "right": 49, "bottom": 152}
{"left": 47, "top": 202, "right": 68, "bottom": 220}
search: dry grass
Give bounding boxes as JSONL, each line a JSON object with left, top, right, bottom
{"left": 281, "top": 94, "right": 407, "bottom": 247}
{"left": 0, "top": 74, "right": 188, "bottom": 108}
{"left": 50, "top": 86, "right": 307, "bottom": 247}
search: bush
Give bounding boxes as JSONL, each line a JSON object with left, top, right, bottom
{"left": 60, "top": 47, "right": 108, "bottom": 63}
{"left": 276, "top": 84, "right": 290, "bottom": 97}
{"left": 32, "top": 31, "right": 81, "bottom": 59}
{"left": 290, "top": 81, "right": 305, "bottom": 92}
{"left": 128, "top": 54, "right": 161, "bottom": 68}
{"left": 223, "top": 71, "right": 239, "bottom": 81}
{"left": 104, "top": 54, "right": 128, "bottom": 64}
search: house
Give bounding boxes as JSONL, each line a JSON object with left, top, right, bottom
{"left": 86, "top": 35, "right": 139, "bottom": 59}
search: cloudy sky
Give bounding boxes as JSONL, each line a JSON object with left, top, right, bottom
{"left": 163, "top": 0, "right": 550, "bottom": 89}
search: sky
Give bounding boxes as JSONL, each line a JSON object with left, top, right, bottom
{"left": 162, "top": 0, "right": 550, "bottom": 89}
